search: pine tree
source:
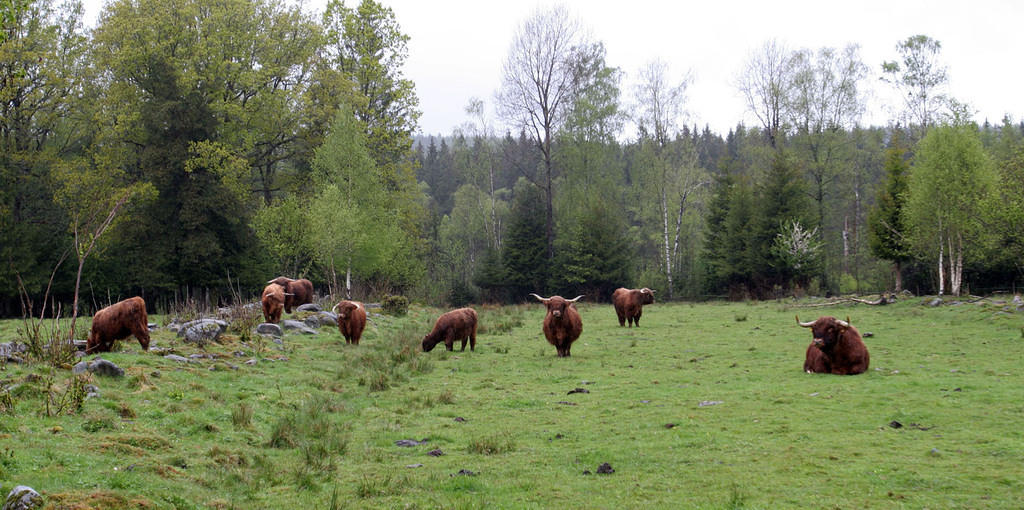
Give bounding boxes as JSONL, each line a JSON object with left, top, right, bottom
{"left": 867, "top": 132, "right": 912, "bottom": 292}
{"left": 501, "top": 181, "right": 549, "bottom": 300}
{"left": 750, "top": 150, "right": 813, "bottom": 296}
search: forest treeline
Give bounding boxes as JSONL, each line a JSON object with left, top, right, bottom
{"left": 2, "top": 0, "right": 1023, "bottom": 317}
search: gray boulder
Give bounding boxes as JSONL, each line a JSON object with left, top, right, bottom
{"left": 164, "top": 354, "right": 195, "bottom": 364}
{"left": 296, "top": 303, "right": 322, "bottom": 312}
{"left": 89, "top": 359, "right": 125, "bottom": 377}
{"left": 72, "top": 358, "right": 124, "bottom": 377}
{"left": 303, "top": 311, "right": 338, "bottom": 329}
{"left": 255, "top": 323, "right": 283, "bottom": 337}
{"left": 3, "top": 485, "right": 42, "bottom": 510}
{"left": 0, "top": 342, "right": 26, "bottom": 361}
{"left": 180, "top": 319, "right": 227, "bottom": 346}
{"left": 281, "top": 319, "right": 317, "bottom": 335}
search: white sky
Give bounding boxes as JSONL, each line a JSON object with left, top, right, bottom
{"left": 81, "top": 0, "right": 1024, "bottom": 138}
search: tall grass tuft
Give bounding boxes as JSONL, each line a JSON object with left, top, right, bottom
{"left": 467, "top": 432, "right": 516, "bottom": 455}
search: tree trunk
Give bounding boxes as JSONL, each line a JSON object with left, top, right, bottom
{"left": 894, "top": 261, "right": 903, "bottom": 294}
{"left": 937, "top": 231, "right": 945, "bottom": 296}
{"left": 661, "top": 186, "right": 674, "bottom": 300}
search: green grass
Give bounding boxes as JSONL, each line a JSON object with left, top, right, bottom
{"left": 1, "top": 298, "right": 1023, "bottom": 508}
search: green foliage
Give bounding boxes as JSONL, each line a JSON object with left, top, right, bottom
{"left": 905, "top": 123, "right": 998, "bottom": 290}
{"left": 551, "top": 200, "right": 632, "bottom": 300}
{"left": 500, "top": 181, "right": 549, "bottom": 299}
{"left": 381, "top": 295, "right": 408, "bottom": 316}
{"left": 868, "top": 134, "right": 913, "bottom": 287}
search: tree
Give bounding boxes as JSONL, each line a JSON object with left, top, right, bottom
{"left": 904, "top": 124, "right": 997, "bottom": 295}
{"left": 632, "top": 59, "right": 706, "bottom": 299}
{"left": 1, "top": 0, "right": 88, "bottom": 307}
{"left": 750, "top": 150, "right": 812, "bottom": 296}
{"left": 306, "top": 107, "right": 421, "bottom": 297}
{"left": 496, "top": 4, "right": 585, "bottom": 259}
{"left": 881, "top": 35, "right": 952, "bottom": 135}
{"left": 501, "top": 180, "right": 549, "bottom": 299}
{"left": 51, "top": 158, "right": 153, "bottom": 338}
{"left": 737, "top": 39, "right": 794, "bottom": 148}
{"left": 867, "top": 133, "right": 912, "bottom": 292}
{"left": 322, "top": 0, "right": 420, "bottom": 191}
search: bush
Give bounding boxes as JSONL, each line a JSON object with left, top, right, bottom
{"left": 381, "top": 295, "right": 409, "bottom": 316}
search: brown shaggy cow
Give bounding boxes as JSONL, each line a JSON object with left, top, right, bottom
{"left": 611, "top": 287, "right": 655, "bottom": 327}
{"left": 332, "top": 300, "right": 367, "bottom": 345}
{"left": 261, "top": 283, "right": 286, "bottom": 324}
{"left": 796, "top": 316, "right": 870, "bottom": 375}
{"left": 267, "top": 277, "right": 314, "bottom": 313}
{"left": 87, "top": 297, "right": 150, "bottom": 354}
{"left": 421, "top": 308, "right": 478, "bottom": 352}
{"left": 530, "top": 294, "right": 584, "bottom": 357}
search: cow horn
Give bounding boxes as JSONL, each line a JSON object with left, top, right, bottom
{"left": 837, "top": 318, "right": 850, "bottom": 328}
{"left": 567, "top": 295, "right": 585, "bottom": 303}
{"left": 529, "top": 293, "right": 548, "bottom": 302}
{"left": 796, "top": 315, "right": 816, "bottom": 327}
{"left": 331, "top": 302, "right": 340, "bottom": 313}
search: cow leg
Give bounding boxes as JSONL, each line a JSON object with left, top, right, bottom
{"left": 460, "top": 337, "right": 467, "bottom": 351}
{"left": 131, "top": 325, "right": 151, "bottom": 351}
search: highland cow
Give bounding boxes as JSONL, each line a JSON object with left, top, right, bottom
{"left": 421, "top": 308, "right": 478, "bottom": 352}
{"left": 796, "top": 315, "right": 870, "bottom": 375}
{"left": 266, "top": 276, "right": 314, "bottom": 313}
{"left": 332, "top": 300, "right": 367, "bottom": 345}
{"left": 611, "top": 287, "right": 655, "bottom": 327}
{"left": 87, "top": 297, "right": 150, "bottom": 354}
{"left": 261, "top": 283, "right": 286, "bottom": 324}
{"left": 531, "top": 294, "right": 584, "bottom": 357}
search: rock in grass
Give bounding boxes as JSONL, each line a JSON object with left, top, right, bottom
{"left": 3, "top": 485, "right": 43, "bottom": 510}
{"left": 395, "top": 438, "right": 428, "bottom": 447}
{"left": 596, "top": 462, "right": 615, "bottom": 474}
{"left": 255, "top": 323, "right": 283, "bottom": 337}
{"left": 281, "top": 320, "right": 317, "bottom": 335}
{"left": 296, "top": 303, "right": 322, "bottom": 312}
{"left": 427, "top": 449, "right": 444, "bottom": 456}
{"left": 74, "top": 358, "right": 124, "bottom": 377}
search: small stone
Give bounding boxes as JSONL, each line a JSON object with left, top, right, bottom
{"left": 405, "top": 463, "right": 424, "bottom": 468}
{"left": 427, "top": 449, "right": 444, "bottom": 456}
{"left": 451, "top": 469, "right": 477, "bottom": 477}
{"left": 889, "top": 420, "right": 903, "bottom": 429}
{"left": 567, "top": 388, "right": 590, "bottom": 394}
{"left": 89, "top": 359, "right": 124, "bottom": 377}
{"left": 698, "top": 400, "right": 723, "bottom": 407}
{"left": 453, "top": 417, "right": 466, "bottom": 422}
{"left": 395, "top": 439, "right": 428, "bottom": 447}
{"left": 596, "top": 462, "right": 614, "bottom": 474}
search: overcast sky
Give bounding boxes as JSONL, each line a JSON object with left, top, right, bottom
{"left": 82, "top": 0, "right": 1024, "bottom": 138}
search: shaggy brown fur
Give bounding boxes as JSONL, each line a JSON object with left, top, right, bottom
{"left": 422, "top": 308, "right": 478, "bottom": 352}
{"left": 261, "top": 283, "right": 285, "bottom": 324}
{"left": 796, "top": 316, "right": 870, "bottom": 375}
{"left": 266, "top": 276, "right": 314, "bottom": 313}
{"left": 531, "top": 294, "right": 584, "bottom": 357}
{"left": 332, "top": 300, "right": 367, "bottom": 345}
{"left": 611, "top": 287, "right": 655, "bottom": 327}
{"left": 87, "top": 297, "right": 150, "bottom": 353}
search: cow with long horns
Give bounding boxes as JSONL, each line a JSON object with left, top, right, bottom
{"left": 796, "top": 315, "right": 870, "bottom": 375}
{"left": 531, "top": 294, "right": 584, "bottom": 357}
{"left": 266, "top": 277, "right": 313, "bottom": 313}
{"left": 332, "top": 300, "right": 367, "bottom": 345}
{"left": 611, "top": 287, "right": 655, "bottom": 327}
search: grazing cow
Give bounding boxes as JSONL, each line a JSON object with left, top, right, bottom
{"left": 332, "top": 300, "right": 367, "bottom": 345}
{"left": 530, "top": 294, "right": 584, "bottom": 357}
{"left": 261, "top": 283, "right": 286, "bottom": 324}
{"left": 87, "top": 297, "right": 150, "bottom": 354}
{"left": 611, "top": 287, "right": 655, "bottom": 327}
{"left": 796, "top": 316, "right": 870, "bottom": 375}
{"left": 266, "top": 276, "right": 314, "bottom": 313}
{"left": 422, "top": 308, "right": 478, "bottom": 352}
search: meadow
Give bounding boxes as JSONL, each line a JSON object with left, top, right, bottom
{"left": 1, "top": 296, "right": 1023, "bottom": 509}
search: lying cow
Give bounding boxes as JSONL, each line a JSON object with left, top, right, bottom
{"left": 611, "top": 287, "right": 655, "bottom": 327}
{"left": 266, "top": 276, "right": 314, "bottom": 313}
{"left": 422, "top": 308, "right": 478, "bottom": 352}
{"left": 87, "top": 297, "right": 151, "bottom": 353}
{"left": 531, "top": 294, "right": 584, "bottom": 357}
{"left": 796, "top": 315, "right": 870, "bottom": 375}
{"left": 261, "top": 283, "right": 286, "bottom": 324}
{"left": 332, "top": 300, "right": 367, "bottom": 345}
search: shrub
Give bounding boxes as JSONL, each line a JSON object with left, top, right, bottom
{"left": 381, "top": 295, "right": 409, "bottom": 316}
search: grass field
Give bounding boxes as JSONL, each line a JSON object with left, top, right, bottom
{"left": 1, "top": 297, "right": 1023, "bottom": 509}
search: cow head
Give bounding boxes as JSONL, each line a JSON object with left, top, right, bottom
{"left": 332, "top": 301, "right": 358, "bottom": 320}
{"left": 796, "top": 316, "right": 850, "bottom": 351}
{"left": 640, "top": 288, "right": 655, "bottom": 305}
{"left": 267, "top": 276, "right": 292, "bottom": 287}
{"left": 530, "top": 294, "right": 584, "bottom": 319}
